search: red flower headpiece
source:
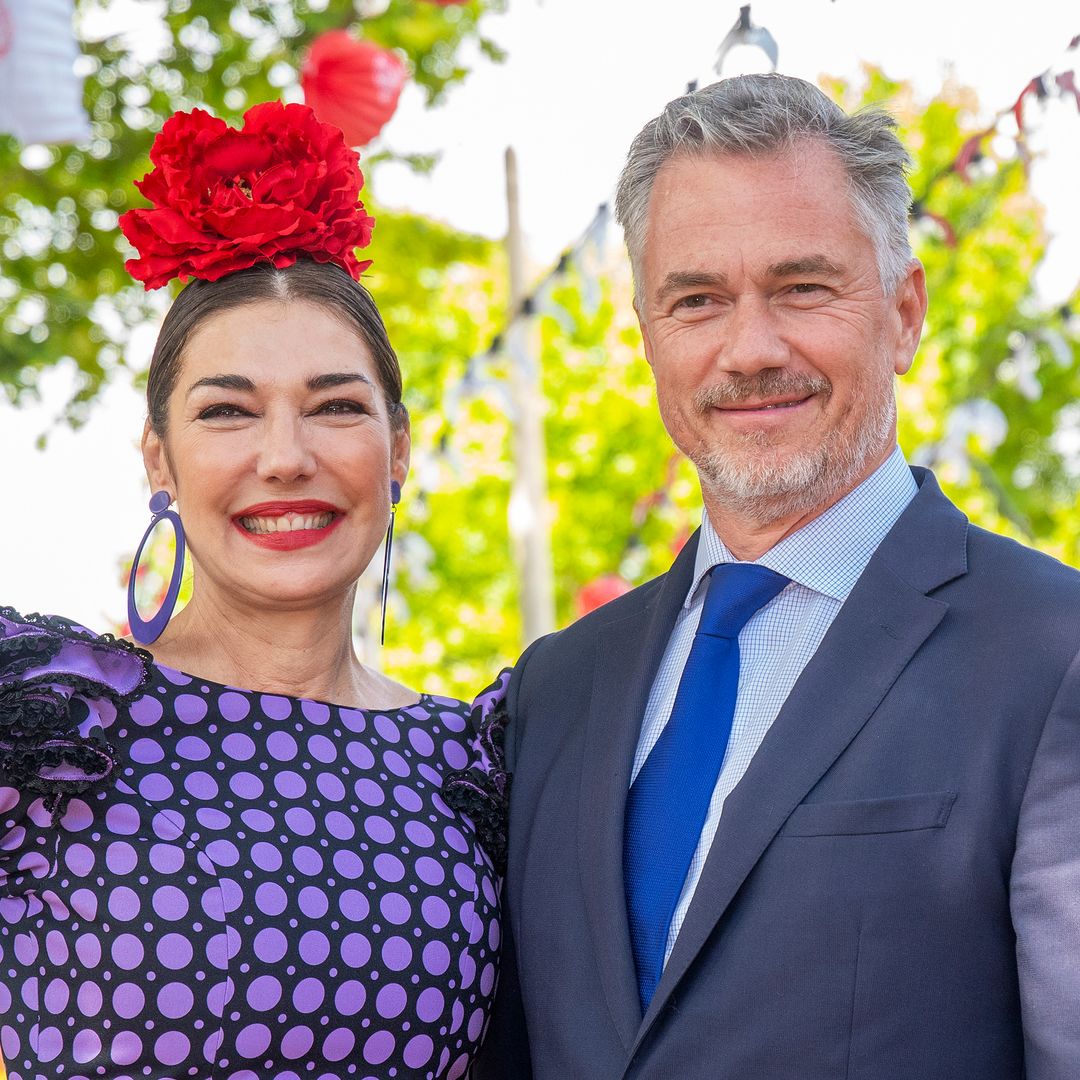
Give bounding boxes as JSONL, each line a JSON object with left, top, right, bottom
{"left": 120, "top": 101, "right": 375, "bottom": 291}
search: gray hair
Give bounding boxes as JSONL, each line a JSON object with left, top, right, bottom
{"left": 615, "top": 74, "right": 914, "bottom": 296}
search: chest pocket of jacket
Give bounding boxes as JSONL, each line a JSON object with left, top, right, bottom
{"left": 778, "top": 791, "right": 957, "bottom": 837}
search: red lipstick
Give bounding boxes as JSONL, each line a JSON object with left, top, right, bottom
{"left": 232, "top": 500, "right": 344, "bottom": 551}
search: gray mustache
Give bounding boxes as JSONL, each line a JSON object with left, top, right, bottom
{"left": 694, "top": 371, "right": 832, "bottom": 410}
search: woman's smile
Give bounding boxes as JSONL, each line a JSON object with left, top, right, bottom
{"left": 232, "top": 499, "right": 345, "bottom": 550}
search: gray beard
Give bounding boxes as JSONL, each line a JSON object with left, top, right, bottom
{"left": 689, "top": 369, "right": 897, "bottom": 527}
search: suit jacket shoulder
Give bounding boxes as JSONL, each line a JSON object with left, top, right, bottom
{"left": 966, "top": 518, "right": 1080, "bottom": 602}
{"left": 506, "top": 533, "right": 700, "bottom": 762}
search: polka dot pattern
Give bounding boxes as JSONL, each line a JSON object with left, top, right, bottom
{"left": 0, "top": 665, "right": 500, "bottom": 1078}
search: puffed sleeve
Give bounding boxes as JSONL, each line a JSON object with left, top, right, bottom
{"left": 0, "top": 606, "right": 151, "bottom": 822}
{"left": 443, "top": 668, "right": 513, "bottom": 875}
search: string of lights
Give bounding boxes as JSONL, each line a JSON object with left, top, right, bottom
{"left": 404, "top": 22, "right": 1079, "bottom": 598}
{"left": 429, "top": 28, "right": 1079, "bottom": 436}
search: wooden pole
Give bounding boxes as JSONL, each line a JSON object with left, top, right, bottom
{"left": 505, "top": 146, "right": 556, "bottom": 643}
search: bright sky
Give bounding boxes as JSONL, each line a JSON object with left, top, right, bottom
{"left": 3, "top": 0, "right": 1078, "bottom": 630}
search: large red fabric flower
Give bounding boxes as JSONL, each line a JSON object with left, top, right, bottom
{"left": 120, "top": 101, "right": 375, "bottom": 290}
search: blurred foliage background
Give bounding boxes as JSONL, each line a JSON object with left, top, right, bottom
{"left": 3, "top": 1, "right": 1078, "bottom": 699}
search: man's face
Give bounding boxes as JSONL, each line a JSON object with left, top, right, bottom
{"left": 636, "top": 142, "right": 925, "bottom": 524}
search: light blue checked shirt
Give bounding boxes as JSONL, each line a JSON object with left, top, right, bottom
{"left": 631, "top": 445, "right": 918, "bottom": 966}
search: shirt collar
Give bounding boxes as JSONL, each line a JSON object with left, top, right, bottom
{"left": 688, "top": 445, "right": 918, "bottom": 607}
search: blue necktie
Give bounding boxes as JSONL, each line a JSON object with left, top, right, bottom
{"left": 624, "top": 562, "right": 790, "bottom": 1010}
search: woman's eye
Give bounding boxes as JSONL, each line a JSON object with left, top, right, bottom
{"left": 315, "top": 399, "right": 367, "bottom": 416}
{"left": 197, "top": 403, "right": 251, "bottom": 420}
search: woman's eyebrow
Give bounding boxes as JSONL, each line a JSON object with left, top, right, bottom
{"left": 185, "top": 372, "right": 374, "bottom": 396}
{"left": 307, "top": 372, "right": 373, "bottom": 392}
{"left": 186, "top": 374, "right": 256, "bottom": 396}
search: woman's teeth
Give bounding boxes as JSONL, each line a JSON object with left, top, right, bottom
{"left": 240, "top": 512, "right": 334, "bottom": 534}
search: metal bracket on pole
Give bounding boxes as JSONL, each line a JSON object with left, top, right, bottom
{"left": 714, "top": 5, "right": 779, "bottom": 77}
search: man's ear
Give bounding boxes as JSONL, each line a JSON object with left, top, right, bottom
{"left": 142, "top": 420, "right": 175, "bottom": 496}
{"left": 635, "top": 300, "right": 656, "bottom": 369}
{"left": 892, "top": 259, "right": 928, "bottom": 377}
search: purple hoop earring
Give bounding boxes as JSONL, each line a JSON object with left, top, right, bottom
{"left": 127, "top": 491, "right": 186, "bottom": 645}
{"left": 380, "top": 481, "right": 401, "bottom": 646}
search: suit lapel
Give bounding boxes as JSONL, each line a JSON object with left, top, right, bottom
{"left": 577, "top": 531, "right": 701, "bottom": 1051}
{"left": 632, "top": 470, "right": 970, "bottom": 1049}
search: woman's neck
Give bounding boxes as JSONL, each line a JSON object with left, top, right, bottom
{"left": 144, "top": 586, "right": 417, "bottom": 709}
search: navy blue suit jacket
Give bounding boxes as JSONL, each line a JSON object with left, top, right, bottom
{"left": 476, "top": 469, "right": 1080, "bottom": 1079}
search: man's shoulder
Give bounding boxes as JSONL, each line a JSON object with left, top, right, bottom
{"left": 964, "top": 521, "right": 1080, "bottom": 597}
{"left": 509, "top": 570, "right": 669, "bottom": 694}
{"left": 899, "top": 469, "right": 1080, "bottom": 609}
{"left": 543, "top": 571, "right": 668, "bottom": 649}
{"left": 954, "top": 524, "right": 1080, "bottom": 653}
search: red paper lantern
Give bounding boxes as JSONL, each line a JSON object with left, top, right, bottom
{"left": 0, "top": 1, "right": 13, "bottom": 59}
{"left": 301, "top": 30, "right": 407, "bottom": 148}
{"left": 575, "top": 575, "right": 633, "bottom": 618}
{"left": 671, "top": 527, "right": 692, "bottom": 556}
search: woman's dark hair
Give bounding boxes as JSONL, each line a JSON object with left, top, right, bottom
{"left": 146, "top": 258, "right": 407, "bottom": 435}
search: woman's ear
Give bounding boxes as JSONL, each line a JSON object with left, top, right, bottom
{"left": 391, "top": 411, "right": 411, "bottom": 491}
{"left": 142, "top": 419, "right": 175, "bottom": 496}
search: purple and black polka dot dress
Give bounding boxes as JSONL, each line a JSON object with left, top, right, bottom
{"left": 0, "top": 609, "right": 507, "bottom": 1079}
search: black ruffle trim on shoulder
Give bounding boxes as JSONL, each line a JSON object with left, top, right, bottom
{"left": 0, "top": 607, "right": 153, "bottom": 820}
{"left": 444, "top": 691, "right": 511, "bottom": 876}
{"left": 1, "top": 607, "right": 154, "bottom": 671}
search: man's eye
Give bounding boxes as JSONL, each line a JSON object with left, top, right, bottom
{"left": 315, "top": 399, "right": 367, "bottom": 416}
{"left": 197, "top": 403, "right": 250, "bottom": 420}
{"left": 675, "top": 295, "right": 710, "bottom": 309}
{"left": 790, "top": 283, "right": 825, "bottom": 294}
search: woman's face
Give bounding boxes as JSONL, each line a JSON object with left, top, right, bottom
{"left": 142, "top": 299, "right": 410, "bottom": 614}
